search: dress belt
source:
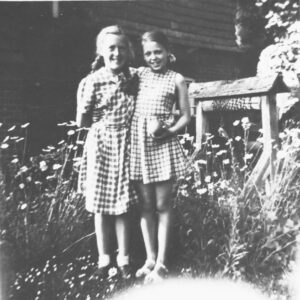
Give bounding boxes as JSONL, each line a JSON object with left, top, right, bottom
{"left": 133, "top": 112, "right": 172, "bottom": 117}
{"left": 92, "top": 120, "right": 129, "bottom": 130}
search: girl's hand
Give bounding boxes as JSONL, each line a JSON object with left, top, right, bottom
{"left": 151, "top": 128, "right": 174, "bottom": 140}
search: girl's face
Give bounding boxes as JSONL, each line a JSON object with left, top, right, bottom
{"left": 143, "top": 41, "right": 168, "bottom": 72}
{"left": 101, "top": 34, "right": 129, "bottom": 73}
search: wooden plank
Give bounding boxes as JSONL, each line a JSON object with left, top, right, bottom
{"left": 142, "top": 1, "right": 235, "bottom": 23}
{"left": 0, "top": 79, "right": 25, "bottom": 88}
{"left": 261, "top": 93, "right": 279, "bottom": 181}
{"left": 171, "top": 4, "right": 235, "bottom": 24}
{"left": 189, "top": 74, "right": 289, "bottom": 100}
{"left": 129, "top": 4, "right": 235, "bottom": 35}
{"left": 123, "top": 16, "right": 235, "bottom": 44}
{"left": 134, "top": 2, "right": 235, "bottom": 30}
{"left": 0, "top": 52, "right": 24, "bottom": 63}
{"left": 242, "top": 152, "right": 270, "bottom": 199}
{"left": 169, "top": 21, "right": 235, "bottom": 41}
{"left": 100, "top": 1, "right": 236, "bottom": 37}
{"left": 81, "top": 2, "right": 238, "bottom": 50}
{"left": 84, "top": 3, "right": 235, "bottom": 40}
{"left": 164, "top": 29, "right": 237, "bottom": 51}
{"left": 169, "top": 0, "right": 236, "bottom": 12}
{"left": 195, "top": 101, "right": 209, "bottom": 145}
{"left": 118, "top": 20, "right": 240, "bottom": 51}
{"left": 169, "top": 6, "right": 235, "bottom": 27}
{"left": 97, "top": 4, "right": 170, "bottom": 28}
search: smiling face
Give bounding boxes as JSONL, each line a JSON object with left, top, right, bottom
{"left": 143, "top": 41, "right": 169, "bottom": 73}
{"left": 100, "top": 34, "right": 129, "bottom": 73}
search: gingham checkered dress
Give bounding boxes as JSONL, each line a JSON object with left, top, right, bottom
{"left": 130, "top": 67, "right": 187, "bottom": 184}
{"left": 77, "top": 67, "right": 137, "bottom": 215}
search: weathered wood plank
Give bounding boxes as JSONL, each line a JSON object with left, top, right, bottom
{"left": 98, "top": 1, "right": 236, "bottom": 38}
{"left": 169, "top": 21, "right": 235, "bottom": 40}
{"left": 80, "top": 1, "right": 238, "bottom": 51}
{"left": 242, "top": 95, "right": 279, "bottom": 197}
{"left": 143, "top": 1, "right": 235, "bottom": 23}
{"left": 0, "top": 80, "right": 24, "bottom": 89}
{"left": 118, "top": 20, "right": 239, "bottom": 51}
{"left": 170, "top": 0, "right": 236, "bottom": 11}
{"left": 189, "top": 74, "right": 289, "bottom": 100}
{"left": 96, "top": 4, "right": 170, "bottom": 28}
{"left": 195, "top": 101, "right": 209, "bottom": 145}
{"left": 135, "top": 2, "right": 235, "bottom": 28}
{"left": 170, "top": 3, "right": 235, "bottom": 24}
{"left": 242, "top": 152, "right": 270, "bottom": 199}
{"left": 84, "top": 3, "right": 235, "bottom": 44}
{"left": 261, "top": 94, "right": 279, "bottom": 181}
{"left": 129, "top": 4, "right": 235, "bottom": 34}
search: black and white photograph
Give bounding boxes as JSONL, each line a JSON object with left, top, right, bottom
{"left": 0, "top": 0, "right": 300, "bottom": 299}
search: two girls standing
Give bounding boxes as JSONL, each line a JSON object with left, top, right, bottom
{"left": 77, "top": 26, "right": 190, "bottom": 282}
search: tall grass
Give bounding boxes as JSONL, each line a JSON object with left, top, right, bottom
{"left": 175, "top": 120, "right": 300, "bottom": 292}
{"left": 0, "top": 122, "right": 92, "bottom": 266}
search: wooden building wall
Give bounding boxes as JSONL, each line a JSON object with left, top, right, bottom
{"left": 82, "top": 0, "right": 238, "bottom": 51}
{"left": 0, "top": 1, "right": 259, "bottom": 150}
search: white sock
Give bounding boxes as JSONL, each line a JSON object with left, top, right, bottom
{"left": 98, "top": 254, "right": 111, "bottom": 268}
{"left": 116, "top": 254, "right": 129, "bottom": 267}
{"left": 145, "top": 259, "right": 156, "bottom": 266}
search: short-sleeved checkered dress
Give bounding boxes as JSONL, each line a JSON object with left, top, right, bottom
{"left": 77, "top": 67, "right": 137, "bottom": 215}
{"left": 130, "top": 67, "right": 187, "bottom": 184}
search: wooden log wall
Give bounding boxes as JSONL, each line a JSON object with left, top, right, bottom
{"left": 80, "top": 0, "right": 239, "bottom": 52}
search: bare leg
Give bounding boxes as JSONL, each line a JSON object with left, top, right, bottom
{"left": 144, "top": 180, "right": 173, "bottom": 282}
{"left": 135, "top": 181, "right": 157, "bottom": 263}
{"left": 155, "top": 180, "right": 173, "bottom": 266}
{"left": 115, "top": 213, "right": 132, "bottom": 279}
{"left": 115, "top": 213, "right": 130, "bottom": 264}
{"left": 94, "top": 213, "right": 112, "bottom": 267}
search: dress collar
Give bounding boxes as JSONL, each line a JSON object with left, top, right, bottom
{"left": 148, "top": 67, "right": 169, "bottom": 75}
{"left": 103, "top": 67, "right": 130, "bottom": 83}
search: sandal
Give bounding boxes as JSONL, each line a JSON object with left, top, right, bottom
{"left": 135, "top": 259, "right": 156, "bottom": 278}
{"left": 145, "top": 262, "right": 169, "bottom": 283}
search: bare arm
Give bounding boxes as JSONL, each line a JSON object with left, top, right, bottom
{"left": 76, "top": 111, "right": 92, "bottom": 128}
{"left": 154, "top": 73, "right": 191, "bottom": 139}
{"left": 168, "top": 73, "right": 191, "bottom": 134}
{"left": 76, "top": 76, "right": 94, "bottom": 128}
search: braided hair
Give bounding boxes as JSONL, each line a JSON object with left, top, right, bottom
{"left": 90, "top": 55, "right": 104, "bottom": 74}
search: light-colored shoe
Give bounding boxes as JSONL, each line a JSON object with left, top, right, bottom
{"left": 144, "top": 262, "right": 169, "bottom": 283}
{"left": 135, "top": 259, "right": 156, "bottom": 278}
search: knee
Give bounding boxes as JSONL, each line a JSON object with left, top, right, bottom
{"left": 137, "top": 187, "right": 155, "bottom": 212}
{"left": 156, "top": 198, "right": 171, "bottom": 213}
{"left": 140, "top": 198, "right": 155, "bottom": 212}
